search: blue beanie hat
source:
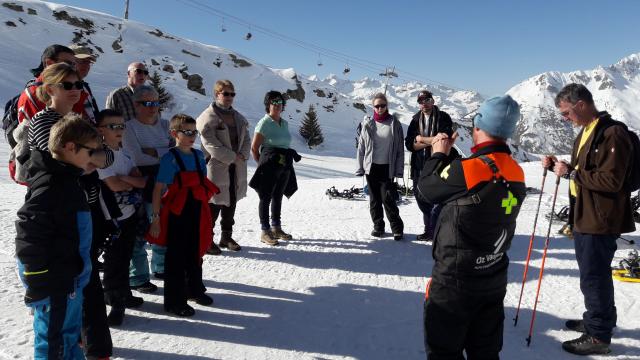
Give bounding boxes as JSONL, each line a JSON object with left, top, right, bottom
{"left": 473, "top": 95, "right": 520, "bottom": 139}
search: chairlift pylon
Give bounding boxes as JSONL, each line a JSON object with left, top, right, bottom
{"left": 220, "top": 18, "right": 227, "bottom": 32}
{"left": 317, "top": 54, "right": 323, "bottom": 67}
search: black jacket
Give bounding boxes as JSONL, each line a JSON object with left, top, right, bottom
{"left": 405, "top": 106, "right": 453, "bottom": 180}
{"left": 15, "top": 150, "right": 93, "bottom": 306}
{"left": 249, "top": 147, "right": 300, "bottom": 198}
{"left": 417, "top": 144, "right": 526, "bottom": 294}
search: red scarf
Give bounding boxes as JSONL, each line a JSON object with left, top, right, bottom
{"left": 373, "top": 111, "right": 390, "bottom": 122}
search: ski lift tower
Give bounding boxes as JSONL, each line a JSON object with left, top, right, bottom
{"left": 379, "top": 66, "right": 398, "bottom": 95}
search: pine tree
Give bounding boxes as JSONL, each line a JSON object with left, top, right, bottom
{"left": 149, "top": 70, "right": 173, "bottom": 112}
{"left": 299, "top": 105, "right": 324, "bottom": 148}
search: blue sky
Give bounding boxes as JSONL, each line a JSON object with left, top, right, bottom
{"left": 58, "top": 0, "right": 640, "bottom": 96}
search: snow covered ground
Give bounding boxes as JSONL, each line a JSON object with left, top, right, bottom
{"left": 0, "top": 137, "right": 639, "bottom": 360}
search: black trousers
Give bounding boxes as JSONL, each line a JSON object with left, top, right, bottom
{"left": 258, "top": 164, "right": 290, "bottom": 230}
{"left": 211, "top": 164, "right": 237, "bottom": 234}
{"left": 165, "top": 191, "right": 205, "bottom": 309}
{"left": 102, "top": 215, "right": 137, "bottom": 309}
{"left": 424, "top": 281, "right": 505, "bottom": 360}
{"left": 574, "top": 232, "right": 618, "bottom": 343}
{"left": 82, "top": 206, "right": 112, "bottom": 358}
{"left": 366, "top": 163, "right": 403, "bottom": 234}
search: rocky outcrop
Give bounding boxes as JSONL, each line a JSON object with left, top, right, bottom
{"left": 162, "top": 65, "right": 175, "bottom": 73}
{"left": 52, "top": 10, "right": 94, "bottom": 31}
{"left": 229, "top": 54, "right": 251, "bottom": 67}
{"left": 187, "top": 74, "right": 205, "bottom": 96}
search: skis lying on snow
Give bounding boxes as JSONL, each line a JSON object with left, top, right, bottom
{"left": 325, "top": 186, "right": 365, "bottom": 200}
{"left": 612, "top": 250, "right": 639, "bottom": 282}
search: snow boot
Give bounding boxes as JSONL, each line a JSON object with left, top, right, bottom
{"left": 107, "top": 307, "right": 125, "bottom": 327}
{"left": 261, "top": 230, "right": 279, "bottom": 246}
{"left": 130, "top": 281, "right": 157, "bottom": 294}
{"left": 393, "top": 233, "right": 403, "bottom": 241}
{"left": 371, "top": 229, "right": 384, "bottom": 237}
{"left": 206, "top": 242, "right": 222, "bottom": 255}
{"left": 271, "top": 226, "right": 293, "bottom": 240}
{"left": 416, "top": 232, "right": 433, "bottom": 242}
{"left": 562, "top": 334, "right": 610, "bottom": 355}
{"left": 166, "top": 304, "right": 195, "bottom": 317}
{"left": 188, "top": 293, "right": 214, "bottom": 306}
{"left": 125, "top": 294, "right": 144, "bottom": 308}
{"left": 219, "top": 232, "right": 241, "bottom": 251}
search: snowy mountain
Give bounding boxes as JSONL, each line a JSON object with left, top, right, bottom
{"left": 507, "top": 53, "right": 640, "bottom": 155}
{"left": 0, "top": 0, "right": 493, "bottom": 160}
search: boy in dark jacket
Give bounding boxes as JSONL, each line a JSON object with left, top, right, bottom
{"left": 15, "top": 114, "right": 101, "bottom": 359}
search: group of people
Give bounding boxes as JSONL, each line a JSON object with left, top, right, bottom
{"left": 11, "top": 44, "right": 299, "bottom": 359}
{"left": 8, "top": 43, "right": 635, "bottom": 360}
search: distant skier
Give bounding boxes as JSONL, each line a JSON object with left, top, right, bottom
{"left": 417, "top": 95, "right": 526, "bottom": 359}
{"left": 543, "top": 83, "right": 635, "bottom": 356}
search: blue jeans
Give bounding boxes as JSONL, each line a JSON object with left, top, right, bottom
{"left": 573, "top": 232, "right": 618, "bottom": 343}
{"left": 33, "top": 291, "right": 85, "bottom": 360}
{"left": 129, "top": 203, "right": 166, "bottom": 286}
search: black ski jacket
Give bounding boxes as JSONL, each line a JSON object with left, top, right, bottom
{"left": 249, "top": 147, "right": 300, "bottom": 198}
{"left": 15, "top": 150, "right": 93, "bottom": 306}
{"left": 417, "top": 143, "right": 526, "bottom": 294}
{"left": 405, "top": 106, "right": 453, "bottom": 180}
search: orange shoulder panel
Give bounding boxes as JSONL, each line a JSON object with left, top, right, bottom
{"left": 461, "top": 153, "right": 525, "bottom": 190}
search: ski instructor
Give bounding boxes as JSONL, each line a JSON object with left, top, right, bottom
{"left": 544, "top": 83, "right": 635, "bottom": 356}
{"left": 417, "top": 95, "right": 526, "bottom": 359}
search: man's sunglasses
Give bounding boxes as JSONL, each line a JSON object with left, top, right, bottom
{"left": 175, "top": 129, "right": 199, "bottom": 137}
{"left": 100, "top": 123, "right": 126, "bottom": 130}
{"left": 132, "top": 68, "right": 149, "bottom": 75}
{"left": 75, "top": 143, "right": 99, "bottom": 156}
{"left": 418, "top": 97, "right": 434, "bottom": 105}
{"left": 56, "top": 81, "right": 85, "bottom": 90}
{"left": 222, "top": 91, "right": 236, "bottom": 97}
{"left": 373, "top": 104, "right": 387, "bottom": 109}
{"left": 270, "top": 99, "right": 284, "bottom": 105}
{"left": 137, "top": 101, "right": 160, "bottom": 107}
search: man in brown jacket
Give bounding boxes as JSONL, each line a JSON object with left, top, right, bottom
{"left": 543, "top": 83, "right": 635, "bottom": 356}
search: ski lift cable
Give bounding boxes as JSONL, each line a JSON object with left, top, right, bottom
{"left": 175, "top": 0, "right": 467, "bottom": 91}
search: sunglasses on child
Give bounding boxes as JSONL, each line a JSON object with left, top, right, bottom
{"left": 175, "top": 129, "right": 199, "bottom": 137}
{"left": 75, "top": 143, "right": 98, "bottom": 156}
{"left": 270, "top": 99, "right": 284, "bottom": 105}
{"left": 133, "top": 68, "right": 149, "bottom": 75}
{"left": 373, "top": 103, "right": 387, "bottom": 109}
{"left": 100, "top": 123, "right": 126, "bottom": 130}
{"left": 56, "top": 81, "right": 85, "bottom": 90}
{"left": 137, "top": 101, "right": 160, "bottom": 107}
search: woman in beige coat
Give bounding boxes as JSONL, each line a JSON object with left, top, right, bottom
{"left": 196, "top": 80, "right": 251, "bottom": 254}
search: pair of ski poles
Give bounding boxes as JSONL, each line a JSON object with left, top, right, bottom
{"left": 513, "top": 165, "right": 561, "bottom": 346}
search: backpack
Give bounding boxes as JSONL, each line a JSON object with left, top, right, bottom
{"left": 590, "top": 118, "right": 640, "bottom": 192}
{"left": 2, "top": 80, "right": 40, "bottom": 148}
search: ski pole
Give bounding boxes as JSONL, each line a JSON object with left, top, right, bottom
{"left": 618, "top": 236, "right": 636, "bottom": 245}
{"left": 526, "top": 173, "right": 561, "bottom": 347}
{"left": 514, "top": 167, "right": 548, "bottom": 326}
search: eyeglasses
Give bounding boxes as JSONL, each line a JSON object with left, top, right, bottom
{"left": 75, "top": 143, "right": 98, "bottom": 156}
{"left": 175, "top": 129, "right": 199, "bottom": 137}
{"left": 270, "top": 100, "right": 284, "bottom": 105}
{"left": 99, "top": 123, "right": 126, "bottom": 130}
{"left": 56, "top": 81, "right": 84, "bottom": 90}
{"left": 418, "top": 97, "right": 434, "bottom": 105}
{"left": 222, "top": 91, "right": 236, "bottom": 97}
{"left": 132, "top": 68, "right": 149, "bottom": 76}
{"left": 373, "top": 104, "right": 387, "bottom": 109}
{"left": 471, "top": 113, "right": 481, "bottom": 128}
{"left": 137, "top": 101, "right": 160, "bottom": 107}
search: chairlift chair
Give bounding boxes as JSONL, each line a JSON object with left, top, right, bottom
{"left": 245, "top": 32, "right": 252, "bottom": 40}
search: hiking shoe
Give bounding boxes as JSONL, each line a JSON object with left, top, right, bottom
{"left": 188, "top": 293, "right": 214, "bottom": 306}
{"left": 153, "top": 272, "right": 165, "bottom": 280}
{"left": 130, "top": 281, "right": 157, "bottom": 294}
{"left": 206, "top": 242, "right": 222, "bottom": 255}
{"left": 565, "top": 319, "right": 586, "bottom": 333}
{"left": 125, "top": 294, "right": 144, "bottom": 308}
{"left": 559, "top": 223, "right": 574, "bottom": 238}
{"left": 393, "top": 233, "right": 404, "bottom": 241}
{"left": 562, "top": 334, "right": 611, "bottom": 355}
{"left": 220, "top": 238, "right": 241, "bottom": 251}
{"left": 165, "top": 304, "right": 195, "bottom": 317}
{"left": 371, "top": 229, "right": 384, "bottom": 237}
{"left": 271, "top": 226, "right": 293, "bottom": 240}
{"left": 261, "top": 230, "right": 279, "bottom": 246}
{"left": 416, "top": 232, "right": 432, "bottom": 242}
{"left": 107, "top": 307, "right": 125, "bottom": 327}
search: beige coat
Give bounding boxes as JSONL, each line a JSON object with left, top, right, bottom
{"left": 196, "top": 104, "right": 251, "bottom": 206}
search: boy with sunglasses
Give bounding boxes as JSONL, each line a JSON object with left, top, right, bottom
{"left": 15, "top": 114, "right": 101, "bottom": 359}
{"left": 148, "top": 114, "right": 218, "bottom": 317}
{"left": 96, "top": 109, "right": 147, "bottom": 326}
